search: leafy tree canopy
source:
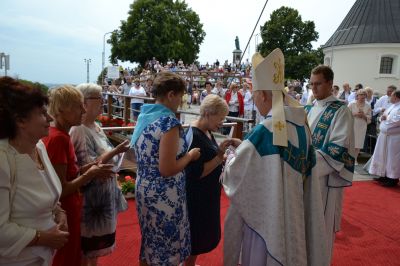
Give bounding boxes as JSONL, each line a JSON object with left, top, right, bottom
{"left": 109, "top": 0, "right": 206, "bottom": 67}
{"left": 258, "top": 6, "right": 323, "bottom": 81}
{"left": 19, "top": 79, "right": 49, "bottom": 93}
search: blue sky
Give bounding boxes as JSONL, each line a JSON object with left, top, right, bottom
{"left": 0, "top": 0, "right": 355, "bottom": 85}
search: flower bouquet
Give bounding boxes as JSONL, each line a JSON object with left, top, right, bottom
{"left": 97, "top": 115, "right": 124, "bottom": 127}
{"left": 120, "top": 175, "right": 135, "bottom": 199}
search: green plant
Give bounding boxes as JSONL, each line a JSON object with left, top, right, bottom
{"left": 121, "top": 175, "right": 135, "bottom": 194}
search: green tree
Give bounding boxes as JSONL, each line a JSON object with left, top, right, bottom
{"left": 109, "top": 0, "right": 206, "bottom": 67}
{"left": 19, "top": 79, "right": 49, "bottom": 93}
{"left": 258, "top": 6, "right": 323, "bottom": 81}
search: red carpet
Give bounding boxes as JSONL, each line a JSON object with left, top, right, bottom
{"left": 99, "top": 181, "right": 400, "bottom": 266}
{"left": 331, "top": 181, "right": 400, "bottom": 266}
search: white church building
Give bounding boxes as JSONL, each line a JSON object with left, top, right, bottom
{"left": 322, "top": 0, "right": 400, "bottom": 94}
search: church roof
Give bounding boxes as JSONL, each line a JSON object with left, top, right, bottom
{"left": 323, "top": 0, "right": 400, "bottom": 48}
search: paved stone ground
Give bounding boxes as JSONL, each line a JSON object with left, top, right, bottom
{"left": 183, "top": 104, "right": 376, "bottom": 181}
{"left": 353, "top": 153, "right": 376, "bottom": 181}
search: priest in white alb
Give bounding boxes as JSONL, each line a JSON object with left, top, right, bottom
{"left": 373, "top": 85, "right": 396, "bottom": 116}
{"left": 222, "top": 49, "right": 328, "bottom": 266}
{"left": 368, "top": 90, "right": 400, "bottom": 187}
{"left": 305, "top": 65, "right": 355, "bottom": 263}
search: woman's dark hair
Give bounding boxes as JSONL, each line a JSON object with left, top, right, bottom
{"left": 151, "top": 72, "right": 185, "bottom": 98}
{"left": 0, "top": 77, "right": 49, "bottom": 139}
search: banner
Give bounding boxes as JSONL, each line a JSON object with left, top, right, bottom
{"left": 107, "top": 66, "right": 120, "bottom": 79}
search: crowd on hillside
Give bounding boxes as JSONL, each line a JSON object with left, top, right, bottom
{"left": 126, "top": 57, "right": 253, "bottom": 76}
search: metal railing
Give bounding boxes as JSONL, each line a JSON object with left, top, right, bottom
{"left": 102, "top": 92, "right": 155, "bottom": 124}
{"left": 101, "top": 93, "right": 254, "bottom": 140}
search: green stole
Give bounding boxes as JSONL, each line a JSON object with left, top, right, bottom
{"left": 305, "top": 101, "right": 354, "bottom": 172}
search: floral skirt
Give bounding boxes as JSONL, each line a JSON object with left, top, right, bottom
{"left": 80, "top": 178, "right": 124, "bottom": 258}
{"left": 135, "top": 175, "right": 191, "bottom": 265}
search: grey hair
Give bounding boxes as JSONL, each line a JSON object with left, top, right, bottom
{"left": 200, "top": 94, "right": 229, "bottom": 117}
{"left": 76, "top": 83, "right": 102, "bottom": 98}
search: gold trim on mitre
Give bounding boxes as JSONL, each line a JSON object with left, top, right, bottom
{"left": 251, "top": 48, "right": 295, "bottom": 147}
{"left": 252, "top": 49, "right": 284, "bottom": 92}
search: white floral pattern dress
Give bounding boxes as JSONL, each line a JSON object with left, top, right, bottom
{"left": 134, "top": 115, "right": 190, "bottom": 265}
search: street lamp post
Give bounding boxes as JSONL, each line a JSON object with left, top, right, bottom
{"left": 255, "top": 33, "right": 259, "bottom": 53}
{"left": 102, "top": 31, "right": 113, "bottom": 84}
{"left": 0, "top": 53, "right": 10, "bottom": 76}
{"left": 0, "top": 53, "right": 4, "bottom": 75}
{"left": 84, "top": 58, "right": 91, "bottom": 83}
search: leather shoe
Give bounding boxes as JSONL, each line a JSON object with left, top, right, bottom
{"left": 382, "top": 178, "right": 399, "bottom": 187}
{"left": 373, "top": 176, "right": 387, "bottom": 182}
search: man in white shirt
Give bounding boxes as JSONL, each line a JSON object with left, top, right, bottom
{"left": 373, "top": 85, "right": 397, "bottom": 116}
{"left": 129, "top": 79, "right": 147, "bottom": 121}
{"left": 338, "top": 83, "right": 352, "bottom": 103}
{"left": 369, "top": 90, "right": 400, "bottom": 187}
{"left": 120, "top": 76, "right": 133, "bottom": 95}
{"left": 211, "top": 80, "right": 226, "bottom": 98}
{"left": 347, "top": 83, "right": 363, "bottom": 103}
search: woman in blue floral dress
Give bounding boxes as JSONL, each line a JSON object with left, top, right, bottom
{"left": 131, "top": 72, "right": 201, "bottom": 266}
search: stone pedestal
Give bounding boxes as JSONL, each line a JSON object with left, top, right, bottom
{"left": 232, "top": 49, "right": 242, "bottom": 67}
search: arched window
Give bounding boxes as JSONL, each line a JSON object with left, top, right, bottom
{"left": 379, "top": 56, "right": 394, "bottom": 74}
{"left": 324, "top": 57, "right": 331, "bottom": 66}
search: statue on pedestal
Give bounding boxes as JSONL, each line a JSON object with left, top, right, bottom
{"left": 235, "top": 36, "right": 240, "bottom": 50}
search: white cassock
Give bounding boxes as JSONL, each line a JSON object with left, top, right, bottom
{"left": 373, "top": 95, "right": 392, "bottom": 116}
{"left": 305, "top": 95, "right": 355, "bottom": 263}
{"left": 368, "top": 102, "right": 400, "bottom": 179}
{"left": 222, "top": 107, "right": 329, "bottom": 266}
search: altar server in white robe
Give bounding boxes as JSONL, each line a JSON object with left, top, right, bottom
{"left": 305, "top": 65, "right": 355, "bottom": 263}
{"left": 368, "top": 90, "right": 400, "bottom": 187}
{"left": 373, "top": 85, "right": 396, "bottom": 116}
{"left": 222, "top": 49, "right": 328, "bottom": 266}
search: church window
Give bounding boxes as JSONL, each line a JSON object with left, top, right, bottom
{"left": 379, "top": 56, "right": 393, "bottom": 74}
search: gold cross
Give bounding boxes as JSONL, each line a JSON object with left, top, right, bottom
{"left": 300, "top": 156, "right": 308, "bottom": 174}
{"left": 274, "top": 121, "right": 285, "bottom": 131}
{"left": 285, "top": 145, "right": 296, "bottom": 161}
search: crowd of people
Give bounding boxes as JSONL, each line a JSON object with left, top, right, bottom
{"left": 141, "top": 57, "right": 252, "bottom": 76}
{"left": 0, "top": 47, "right": 399, "bottom": 266}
